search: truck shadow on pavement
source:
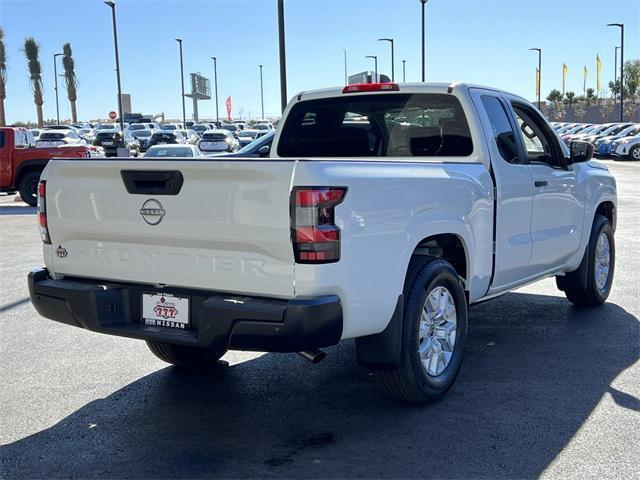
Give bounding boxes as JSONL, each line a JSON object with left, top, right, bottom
{"left": 2, "top": 292, "right": 638, "bottom": 479}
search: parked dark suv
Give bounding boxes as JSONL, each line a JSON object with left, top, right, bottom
{"left": 93, "top": 130, "right": 139, "bottom": 157}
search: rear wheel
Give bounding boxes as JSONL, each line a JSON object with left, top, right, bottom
{"left": 375, "top": 257, "right": 468, "bottom": 404}
{"left": 146, "top": 340, "right": 227, "bottom": 368}
{"left": 560, "top": 214, "right": 615, "bottom": 307}
{"left": 18, "top": 170, "right": 41, "bottom": 207}
{"left": 628, "top": 145, "right": 640, "bottom": 161}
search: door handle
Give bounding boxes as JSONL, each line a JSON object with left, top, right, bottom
{"left": 534, "top": 180, "right": 548, "bottom": 187}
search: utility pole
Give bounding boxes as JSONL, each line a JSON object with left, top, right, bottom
{"left": 211, "top": 56, "right": 219, "bottom": 124}
{"left": 259, "top": 64, "right": 264, "bottom": 120}
{"left": 175, "top": 38, "right": 186, "bottom": 127}
{"left": 365, "top": 55, "right": 378, "bottom": 82}
{"left": 420, "top": 0, "right": 429, "bottom": 82}
{"left": 378, "top": 38, "right": 394, "bottom": 81}
{"left": 53, "top": 53, "right": 63, "bottom": 124}
{"left": 607, "top": 23, "right": 624, "bottom": 121}
{"left": 277, "top": 0, "right": 287, "bottom": 112}
{"left": 343, "top": 48, "right": 347, "bottom": 85}
{"left": 104, "top": 1, "right": 124, "bottom": 132}
{"left": 529, "top": 48, "right": 542, "bottom": 109}
{"left": 402, "top": 60, "right": 406, "bottom": 82}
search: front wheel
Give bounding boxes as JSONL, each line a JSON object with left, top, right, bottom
{"left": 559, "top": 214, "right": 615, "bottom": 307}
{"left": 375, "top": 257, "right": 468, "bottom": 404}
{"left": 146, "top": 340, "right": 227, "bottom": 368}
{"left": 628, "top": 145, "right": 640, "bottom": 161}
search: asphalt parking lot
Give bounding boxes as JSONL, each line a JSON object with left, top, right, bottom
{"left": 0, "top": 159, "right": 638, "bottom": 479}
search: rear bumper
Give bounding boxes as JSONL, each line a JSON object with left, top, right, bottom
{"left": 28, "top": 268, "right": 342, "bottom": 352}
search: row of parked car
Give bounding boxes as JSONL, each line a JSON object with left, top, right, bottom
{"left": 28, "top": 119, "right": 276, "bottom": 158}
{"left": 550, "top": 121, "right": 640, "bottom": 161}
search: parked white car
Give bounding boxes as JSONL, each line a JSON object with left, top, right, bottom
{"left": 197, "top": 130, "right": 239, "bottom": 153}
{"left": 143, "top": 144, "right": 201, "bottom": 158}
{"left": 610, "top": 134, "right": 640, "bottom": 160}
{"left": 36, "top": 129, "right": 85, "bottom": 148}
{"left": 29, "top": 82, "right": 617, "bottom": 403}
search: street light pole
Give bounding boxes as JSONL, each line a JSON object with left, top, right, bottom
{"left": 378, "top": 38, "right": 394, "bottom": 81}
{"left": 607, "top": 23, "right": 624, "bottom": 121}
{"left": 365, "top": 55, "right": 378, "bottom": 82}
{"left": 277, "top": 0, "right": 287, "bottom": 112}
{"left": 529, "top": 48, "right": 542, "bottom": 109}
{"left": 53, "top": 53, "right": 63, "bottom": 124}
{"left": 402, "top": 59, "right": 406, "bottom": 82}
{"left": 420, "top": 0, "right": 429, "bottom": 82}
{"left": 175, "top": 38, "right": 186, "bottom": 127}
{"left": 211, "top": 56, "right": 219, "bottom": 125}
{"left": 259, "top": 64, "right": 264, "bottom": 120}
{"left": 343, "top": 48, "right": 347, "bottom": 85}
{"left": 104, "top": 1, "right": 124, "bottom": 132}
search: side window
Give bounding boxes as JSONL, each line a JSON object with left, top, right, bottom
{"left": 0, "top": 132, "right": 5, "bottom": 148}
{"left": 480, "top": 95, "right": 522, "bottom": 164}
{"left": 511, "top": 103, "right": 559, "bottom": 167}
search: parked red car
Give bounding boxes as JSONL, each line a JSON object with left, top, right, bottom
{"left": 0, "top": 127, "right": 91, "bottom": 206}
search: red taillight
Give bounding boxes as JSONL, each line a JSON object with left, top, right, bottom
{"left": 342, "top": 82, "right": 399, "bottom": 94}
{"left": 291, "top": 187, "right": 347, "bottom": 264}
{"left": 37, "top": 180, "right": 51, "bottom": 244}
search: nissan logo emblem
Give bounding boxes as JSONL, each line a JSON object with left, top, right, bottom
{"left": 140, "top": 199, "right": 166, "bottom": 225}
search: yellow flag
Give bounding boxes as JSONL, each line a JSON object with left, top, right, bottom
{"left": 562, "top": 63, "right": 568, "bottom": 94}
{"left": 596, "top": 54, "right": 602, "bottom": 96}
{"left": 536, "top": 68, "right": 540, "bottom": 96}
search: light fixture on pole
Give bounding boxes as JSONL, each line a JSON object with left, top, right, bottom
{"left": 365, "top": 55, "right": 378, "bottom": 82}
{"left": 53, "top": 53, "right": 63, "bottom": 124}
{"left": 607, "top": 23, "right": 624, "bottom": 122}
{"left": 378, "top": 37, "right": 394, "bottom": 81}
{"left": 211, "top": 56, "right": 219, "bottom": 125}
{"left": 420, "top": 0, "right": 429, "bottom": 82}
{"left": 104, "top": 0, "right": 124, "bottom": 132}
{"left": 259, "top": 64, "right": 264, "bottom": 120}
{"left": 175, "top": 38, "right": 186, "bottom": 127}
{"left": 529, "top": 48, "right": 542, "bottom": 109}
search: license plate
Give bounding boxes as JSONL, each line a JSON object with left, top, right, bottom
{"left": 142, "top": 293, "right": 189, "bottom": 329}
{"left": 102, "top": 141, "right": 114, "bottom": 146}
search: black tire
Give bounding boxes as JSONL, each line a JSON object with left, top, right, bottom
{"left": 562, "top": 214, "right": 615, "bottom": 307}
{"left": 146, "top": 340, "right": 227, "bottom": 368}
{"left": 375, "top": 257, "right": 468, "bottom": 404}
{"left": 18, "top": 170, "right": 41, "bottom": 207}
{"left": 628, "top": 145, "right": 640, "bottom": 161}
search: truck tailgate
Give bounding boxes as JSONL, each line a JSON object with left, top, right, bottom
{"left": 44, "top": 159, "right": 296, "bottom": 297}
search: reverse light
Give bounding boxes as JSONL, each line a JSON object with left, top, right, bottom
{"left": 342, "top": 82, "right": 399, "bottom": 94}
{"left": 291, "top": 187, "right": 347, "bottom": 264}
{"left": 37, "top": 180, "right": 51, "bottom": 244}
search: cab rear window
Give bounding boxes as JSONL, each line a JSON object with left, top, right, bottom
{"left": 278, "top": 93, "right": 473, "bottom": 157}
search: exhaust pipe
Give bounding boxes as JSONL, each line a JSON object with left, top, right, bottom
{"left": 297, "top": 349, "right": 326, "bottom": 364}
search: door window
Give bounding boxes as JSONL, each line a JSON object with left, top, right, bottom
{"left": 511, "top": 103, "right": 560, "bottom": 168}
{"left": 481, "top": 95, "right": 522, "bottom": 164}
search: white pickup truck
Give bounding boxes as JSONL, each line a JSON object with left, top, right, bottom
{"left": 29, "top": 82, "right": 617, "bottom": 403}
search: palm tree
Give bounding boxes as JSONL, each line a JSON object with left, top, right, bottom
{"left": 23, "top": 37, "right": 44, "bottom": 127}
{"left": 62, "top": 43, "right": 78, "bottom": 123}
{"left": 0, "top": 28, "right": 7, "bottom": 126}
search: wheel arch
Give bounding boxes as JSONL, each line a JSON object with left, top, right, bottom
{"left": 15, "top": 159, "right": 49, "bottom": 186}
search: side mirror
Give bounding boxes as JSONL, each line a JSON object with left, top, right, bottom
{"left": 569, "top": 141, "right": 593, "bottom": 164}
{"left": 258, "top": 145, "right": 270, "bottom": 157}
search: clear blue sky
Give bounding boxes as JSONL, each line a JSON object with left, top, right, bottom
{"left": 1, "top": 0, "right": 638, "bottom": 123}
